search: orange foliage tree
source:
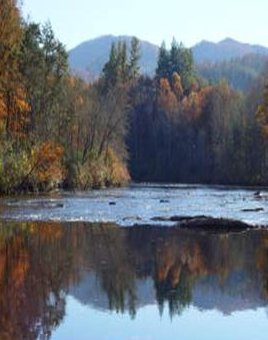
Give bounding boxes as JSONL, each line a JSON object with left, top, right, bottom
{"left": 31, "top": 142, "right": 65, "bottom": 187}
{"left": 158, "top": 78, "right": 178, "bottom": 119}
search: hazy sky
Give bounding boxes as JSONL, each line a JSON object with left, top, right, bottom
{"left": 22, "top": 0, "right": 268, "bottom": 50}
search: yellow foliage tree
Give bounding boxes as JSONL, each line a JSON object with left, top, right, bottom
{"left": 171, "top": 72, "right": 183, "bottom": 100}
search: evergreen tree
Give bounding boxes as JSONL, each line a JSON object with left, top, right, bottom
{"left": 102, "top": 42, "right": 118, "bottom": 86}
{"left": 118, "top": 41, "right": 128, "bottom": 83}
{"left": 103, "top": 38, "right": 141, "bottom": 87}
{"left": 169, "top": 38, "right": 180, "bottom": 78}
{"left": 156, "top": 39, "right": 195, "bottom": 92}
{"left": 156, "top": 41, "right": 169, "bottom": 80}
{"left": 128, "top": 37, "right": 140, "bottom": 80}
{"left": 19, "top": 22, "right": 68, "bottom": 140}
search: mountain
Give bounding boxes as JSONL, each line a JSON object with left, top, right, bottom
{"left": 68, "top": 36, "right": 268, "bottom": 84}
{"left": 68, "top": 35, "right": 159, "bottom": 80}
{"left": 193, "top": 38, "right": 268, "bottom": 63}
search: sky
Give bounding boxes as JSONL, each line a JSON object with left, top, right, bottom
{"left": 21, "top": 0, "right": 268, "bottom": 50}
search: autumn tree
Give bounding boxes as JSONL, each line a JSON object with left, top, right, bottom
{"left": 171, "top": 72, "right": 183, "bottom": 100}
{"left": 0, "top": 0, "right": 28, "bottom": 141}
{"left": 0, "top": 0, "right": 22, "bottom": 91}
{"left": 158, "top": 78, "right": 178, "bottom": 118}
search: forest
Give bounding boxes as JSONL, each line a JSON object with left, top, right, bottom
{"left": 1, "top": 0, "right": 268, "bottom": 194}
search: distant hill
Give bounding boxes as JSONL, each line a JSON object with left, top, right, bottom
{"left": 193, "top": 38, "right": 268, "bottom": 63}
{"left": 68, "top": 35, "right": 159, "bottom": 80}
{"left": 68, "top": 36, "right": 268, "bottom": 87}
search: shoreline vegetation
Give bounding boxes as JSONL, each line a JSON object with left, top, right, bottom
{"left": 1, "top": 1, "right": 268, "bottom": 195}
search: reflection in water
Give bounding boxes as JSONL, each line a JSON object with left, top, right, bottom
{"left": 0, "top": 222, "right": 268, "bottom": 338}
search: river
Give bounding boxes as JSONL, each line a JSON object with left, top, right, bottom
{"left": 1, "top": 183, "right": 268, "bottom": 225}
{"left": 0, "top": 184, "right": 268, "bottom": 339}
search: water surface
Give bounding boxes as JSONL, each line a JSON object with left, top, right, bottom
{"left": 1, "top": 184, "right": 268, "bottom": 339}
{"left": 1, "top": 221, "right": 268, "bottom": 339}
{"left": 1, "top": 183, "right": 268, "bottom": 225}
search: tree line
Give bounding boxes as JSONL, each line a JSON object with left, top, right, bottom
{"left": 1, "top": 0, "right": 268, "bottom": 194}
{"left": 127, "top": 40, "right": 268, "bottom": 184}
{"left": 0, "top": 0, "right": 131, "bottom": 193}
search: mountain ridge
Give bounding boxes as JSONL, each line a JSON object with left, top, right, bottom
{"left": 194, "top": 37, "right": 268, "bottom": 63}
{"left": 68, "top": 35, "right": 159, "bottom": 80}
{"left": 68, "top": 35, "right": 268, "bottom": 81}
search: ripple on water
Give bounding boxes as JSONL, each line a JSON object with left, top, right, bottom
{"left": 0, "top": 184, "right": 267, "bottom": 226}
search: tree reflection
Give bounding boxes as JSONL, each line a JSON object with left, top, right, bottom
{"left": 0, "top": 222, "right": 68, "bottom": 339}
{"left": 0, "top": 222, "right": 267, "bottom": 338}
